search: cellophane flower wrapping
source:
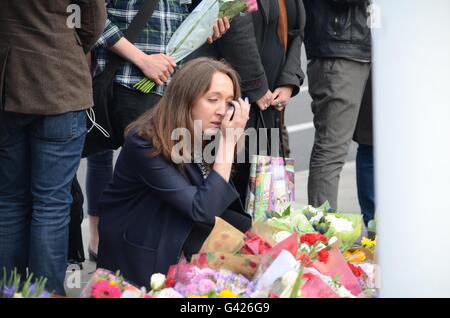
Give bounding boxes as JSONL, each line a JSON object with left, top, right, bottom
{"left": 312, "top": 247, "right": 362, "bottom": 296}
{"left": 166, "top": 0, "right": 220, "bottom": 63}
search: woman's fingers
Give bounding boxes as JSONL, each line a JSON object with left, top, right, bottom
{"left": 223, "top": 17, "right": 230, "bottom": 30}
{"left": 217, "top": 18, "right": 225, "bottom": 34}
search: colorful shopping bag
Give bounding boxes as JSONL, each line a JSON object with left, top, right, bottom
{"left": 245, "top": 155, "right": 295, "bottom": 220}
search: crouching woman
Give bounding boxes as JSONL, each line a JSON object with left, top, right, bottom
{"left": 97, "top": 58, "right": 251, "bottom": 287}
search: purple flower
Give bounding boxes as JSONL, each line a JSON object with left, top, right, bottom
{"left": 2, "top": 285, "right": 16, "bottom": 298}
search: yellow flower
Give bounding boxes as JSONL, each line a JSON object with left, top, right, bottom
{"left": 361, "top": 236, "right": 376, "bottom": 249}
{"left": 188, "top": 295, "right": 209, "bottom": 298}
{"left": 219, "top": 290, "right": 237, "bottom": 298}
{"left": 343, "top": 249, "right": 366, "bottom": 263}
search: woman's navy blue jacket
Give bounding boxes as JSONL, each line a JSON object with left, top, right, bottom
{"left": 97, "top": 132, "right": 246, "bottom": 287}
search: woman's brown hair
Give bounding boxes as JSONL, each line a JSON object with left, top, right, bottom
{"left": 125, "top": 57, "right": 241, "bottom": 165}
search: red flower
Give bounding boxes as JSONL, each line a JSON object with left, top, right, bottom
{"left": 298, "top": 253, "right": 313, "bottom": 266}
{"left": 303, "top": 273, "right": 314, "bottom": 281}
{"left": 300, "top": 233, "right": 328, "bottom": 246}
{"left": 165, "top": 265, "right": 177, "bottom": 288}
{"left": 270, "top": 293, "right": 280, "bottom": 298}
{"left": 318, "top": 249, "right": 329, "bottom": 264}
{"left": 348, "top": 262, "right": 365, "bottom": 278}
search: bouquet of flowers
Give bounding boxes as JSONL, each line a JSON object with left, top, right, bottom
{"left": 80, "top": 268, "right": 147, "bottom": 298}
{"left": 0, "top": 268, "right": 50, "bottom": 298}
{"left": 134, "top": 0, "right": 258, "bottom": 93}
{"left": 149, "top": 261, "right": 255, "bottom": 298}
{"left": 302, "top": 202, "right": 363, "bottom": 251}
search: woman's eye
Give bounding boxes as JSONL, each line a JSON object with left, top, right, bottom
{"left": 208, "top": 99, "right": 218, "bottom": 103}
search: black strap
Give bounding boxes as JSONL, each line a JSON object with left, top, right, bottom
{"left": 101, "top": 0, "right": 159, "bottom": 82}
{"left": 257, "top": 109, "right": 287, "bottom": 158}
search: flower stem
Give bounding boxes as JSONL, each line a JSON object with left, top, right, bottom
{"left": 290, "top": 264, "right": 305, "bottom": 298}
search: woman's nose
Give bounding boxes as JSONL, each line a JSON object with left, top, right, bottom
{"left": 216, "top": 101, "right": 227, "bottom": 116}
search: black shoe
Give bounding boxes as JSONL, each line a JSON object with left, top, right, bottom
{"left": 88, "top": 247, "right": 97, "bottom": 262}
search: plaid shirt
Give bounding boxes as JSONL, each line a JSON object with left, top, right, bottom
{"left": 93, "top": 0, "right": 190, "bottom": 96}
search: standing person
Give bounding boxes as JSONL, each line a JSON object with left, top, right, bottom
{"left": 353, "top": 73, "right": 374, "bottom": 226}
{"left": 97, "top": 58, "right": 251, "bottom": 287}
{"left": 0, "top": 0, "right": 106, "bottom": 294}
{"left": 304, "top": 0, "right": 372, "bottom": 210}
{"left": 191, "top": 0, "right": 306, "bottom": 204}
{"left": 85, "top": 0, "right": 230, "bottom": 261}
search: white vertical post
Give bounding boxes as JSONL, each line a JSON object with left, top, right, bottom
{"left": 373, "top": 0, "right": 450, "bottom": 297}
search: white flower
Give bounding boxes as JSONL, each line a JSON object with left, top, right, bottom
{"left": 299, "top": 243, "right": 311, "bottom": 253}
{"left": 310, "top": 211, "right": 324, "bottom": 223}
{"left": 13, "top": 293, "right": 23, "bottom": 298}
{"left": 150, "top": 273, "right": 166, "bottom": 291}
{"left": 325, "top": 215, "right": 353, "bottom": 232}
{"left": 275, "top": 231, "right": 292, "bottom": 243}
{"left": 328, "top": 236, "right": 338, "bottom": 246}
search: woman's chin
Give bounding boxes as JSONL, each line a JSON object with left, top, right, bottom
{"left": 204, "top": 127, "right": 220, "bottom": 137}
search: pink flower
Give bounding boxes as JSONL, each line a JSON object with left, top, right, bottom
{"left": 91, "top": 280, "right": 122, "bottom": 298}
{"left": 197, "top": 279, "right": 217, "bottom": 295}
{"left": 245, "top": 0, "right": 259, "bottom": 13}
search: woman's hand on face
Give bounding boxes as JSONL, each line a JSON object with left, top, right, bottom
{"left": 221, "top": 97, "right": 250, "bottom": 144}
{"left": 207, "top": 17, "right": 231, "bottom": 44}
{"left": 271, "top": 85, "right": 294, "bottom": 112}
{"left": 136, "top": 53, "right": 176, "bottom": 86}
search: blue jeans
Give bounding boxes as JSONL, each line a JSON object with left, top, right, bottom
{"left": 0, "top": 110, "right": 86, "bottom": 295}
{"left": 86, "top": 150, "right": 114, "bottom": 216}
{"left": 356, "top": 144, "right": 375, "bottom": 226}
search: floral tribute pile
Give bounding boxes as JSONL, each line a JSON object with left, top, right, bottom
{"left": 81, "top": 203, "right": 377, "bottom": 298}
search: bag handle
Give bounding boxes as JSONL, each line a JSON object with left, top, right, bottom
{"left": 101, "top": 0, "right": 159, "bottom": 82}
{"left": 257, "top": 109, "right": 287, "bottom": 158}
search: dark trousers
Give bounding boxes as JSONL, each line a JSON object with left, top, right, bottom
{"left": 111, "top": 83, "right": 161, "bottom": 144}
{"left": 307, "top": 58, "right": 371, "bottom": 209}
{"left": 356, "top": 144, "right": 375, "bottom": 225}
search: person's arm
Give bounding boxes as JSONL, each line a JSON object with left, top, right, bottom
{"left": 274, "top": 0, "right": 306, "bottom": 98}
{"left": 72, "top": 0, "right": 107, "bottom": 53}
{"left": 93, "top": 1, "right": 175, "bottom": 85}
{"left": 109, "top": 37, "right": 176, "bottom": 86}
{"left": 122, "top": 136, "right": 239, "bottom": 225}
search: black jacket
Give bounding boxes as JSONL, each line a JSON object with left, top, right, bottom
{"left": 189, "top": 0, "right": 306, "bottom": 103}
{"left": 97, "top": 133, "right": 250, "bottom": 287}
{"left": 303, "top": 0, "right": 371, "bottom": 61}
